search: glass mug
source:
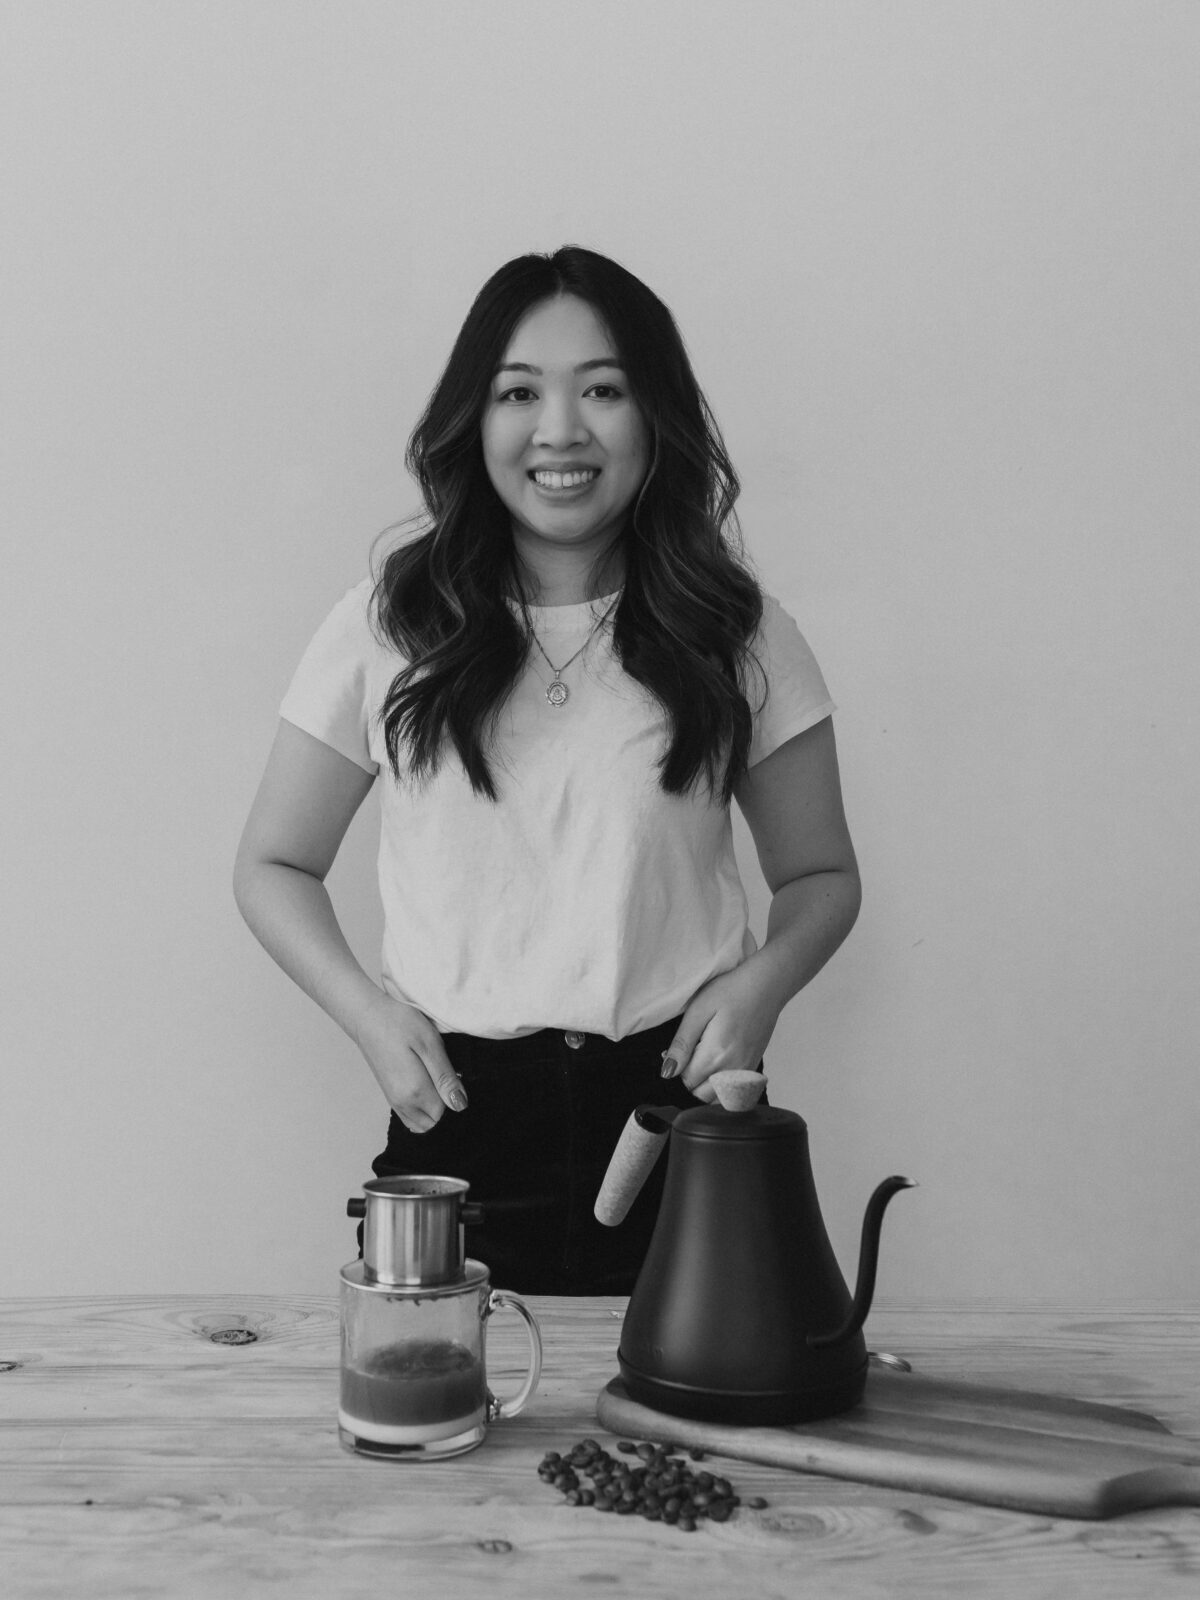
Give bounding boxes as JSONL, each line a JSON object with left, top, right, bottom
{"left": 339, "top": 1258, "right": 542, "bottom": 1460}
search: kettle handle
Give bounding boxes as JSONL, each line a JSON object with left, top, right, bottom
{"left": 594, "top": 1106, "right": 677, "bottom": 1227}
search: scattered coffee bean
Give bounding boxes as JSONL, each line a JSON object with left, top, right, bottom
{"left": 536, "top": 1436, "right": 766, "bottom": 1530}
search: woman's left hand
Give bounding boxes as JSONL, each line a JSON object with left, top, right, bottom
{"left": 662, "top": 958, "right": 783, "bottom": 1101}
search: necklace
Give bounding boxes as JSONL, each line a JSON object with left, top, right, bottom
{"left": 526, "top": 594, "right": 619, "bottom": 707}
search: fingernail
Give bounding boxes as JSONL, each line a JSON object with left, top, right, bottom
{"left": 660, "top": 1056, "right": 679, "bottom": 1079}
{"left": 448, "top": 1084, "right": 468, "bottom": 1112}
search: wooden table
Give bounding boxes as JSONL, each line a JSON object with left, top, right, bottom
{"left": 2, "top": 1297, "right": 1198, "bottom": 1599}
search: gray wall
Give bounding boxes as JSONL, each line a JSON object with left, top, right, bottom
{"left": 3, "top": 0, "right": 1197, "bottom": 1304}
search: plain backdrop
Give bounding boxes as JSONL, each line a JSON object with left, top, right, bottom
{"left": 2, "top": 0, "right": 1197, "bottom": 1307}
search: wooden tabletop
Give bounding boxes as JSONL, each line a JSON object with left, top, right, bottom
{"left": 1, "top": 1296, "right": 1198, "bottom": 1599}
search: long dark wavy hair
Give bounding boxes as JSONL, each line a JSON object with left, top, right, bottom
{"left": 372, "top": 245, "right": 765, "bottom": 803}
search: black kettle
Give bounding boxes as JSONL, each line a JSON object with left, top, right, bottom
{"left": 596, "top": 1074, "right": 914, "bottom": 1424}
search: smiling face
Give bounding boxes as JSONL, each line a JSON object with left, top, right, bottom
{"left": 481, "top": 294, "right": 651, "bottom": 596}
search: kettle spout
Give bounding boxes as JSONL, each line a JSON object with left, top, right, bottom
{"left": 807, "top": 1176, "right": 916, "bottom": 1349}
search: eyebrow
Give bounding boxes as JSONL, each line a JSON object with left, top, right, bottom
{"left": 493, "top": 357, "right": 625, "bottom": 376}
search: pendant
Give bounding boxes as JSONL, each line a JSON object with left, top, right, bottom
{"left": 546, "top": 679, "right": 569, "bottom": 707}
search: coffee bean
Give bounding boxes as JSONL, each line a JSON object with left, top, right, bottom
{"left": 537, "top": 1435, "right": 761, "bottom": 1532}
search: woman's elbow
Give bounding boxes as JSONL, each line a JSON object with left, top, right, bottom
{"left": 232, "top": 835, "right": 271, "bottom": 923}
{"left": 843, "top": 866, "right": 863, "bottom": 936}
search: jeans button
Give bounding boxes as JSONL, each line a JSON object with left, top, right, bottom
{"left": 563, "top": 1031, "right": 585, "bottom": 1050}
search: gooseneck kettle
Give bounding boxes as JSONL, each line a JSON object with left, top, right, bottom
{"left": 595, "top": 1072, "right": 914, "bottom": 1425}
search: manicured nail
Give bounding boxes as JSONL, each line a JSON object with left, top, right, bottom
{"left": 660, "top": 1056, "right": 680, "bottom": 1079}
{"left": 448, "top": 1084, "right": 468, "bottom": 1112}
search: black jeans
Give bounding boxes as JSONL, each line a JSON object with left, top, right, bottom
{"left": 363, "top": 1016, "right": 728, "bottom": 1295}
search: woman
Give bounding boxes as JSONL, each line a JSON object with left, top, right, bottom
{"left": 233, "top": 246, "right": 860, "bottom": 1293}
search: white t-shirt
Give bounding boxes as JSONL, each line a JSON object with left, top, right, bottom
{"left": 280, "top": 578, "right": 835, "bottom": 1040}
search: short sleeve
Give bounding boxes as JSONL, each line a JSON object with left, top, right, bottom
{"left": 747, "top": 594, "right": 837, "bottom": 767}
{"left": 278, "top": 579, "right": 384, "bottom": 774}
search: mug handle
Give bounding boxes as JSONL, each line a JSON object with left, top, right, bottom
{"left": 484, "top": 1290, "right": 543, "bottom": 1421}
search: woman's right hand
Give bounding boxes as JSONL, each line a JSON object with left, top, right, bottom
{"left": 355, "top": 991, "right": 469, "bottom": 1133}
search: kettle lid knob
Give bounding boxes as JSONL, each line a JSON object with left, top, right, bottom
{"left": 706, "top": 1070, "right": 768, "bottom": 1111}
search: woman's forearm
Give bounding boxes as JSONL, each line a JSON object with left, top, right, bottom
{"left": 663, "top": 865, "right": 861, "bottom": 1086}
{"left": 233, "top": 861, "right": 384, "bottom": 1046}
{"left": 746, "top": 867, "right": 862, "bottom": 1014}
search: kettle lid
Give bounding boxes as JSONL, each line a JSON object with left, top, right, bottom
{"left": 672, "top": 1104, "right": 804, "bottom": 1142}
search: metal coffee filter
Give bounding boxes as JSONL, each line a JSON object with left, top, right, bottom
{"left": 348, "top": 1175, "right": 482, "bottom": 1287}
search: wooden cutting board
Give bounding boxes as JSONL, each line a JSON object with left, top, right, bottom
{"left": 596, "top": 1367, "right": 1200, "bottom": 1519}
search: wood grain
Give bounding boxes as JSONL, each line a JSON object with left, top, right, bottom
{"left": 597, "top": 1371, "right": 1200, "bottom": 1517}
{"left": 2, "top": 1298, "right": 1199, "bottom": 1600}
